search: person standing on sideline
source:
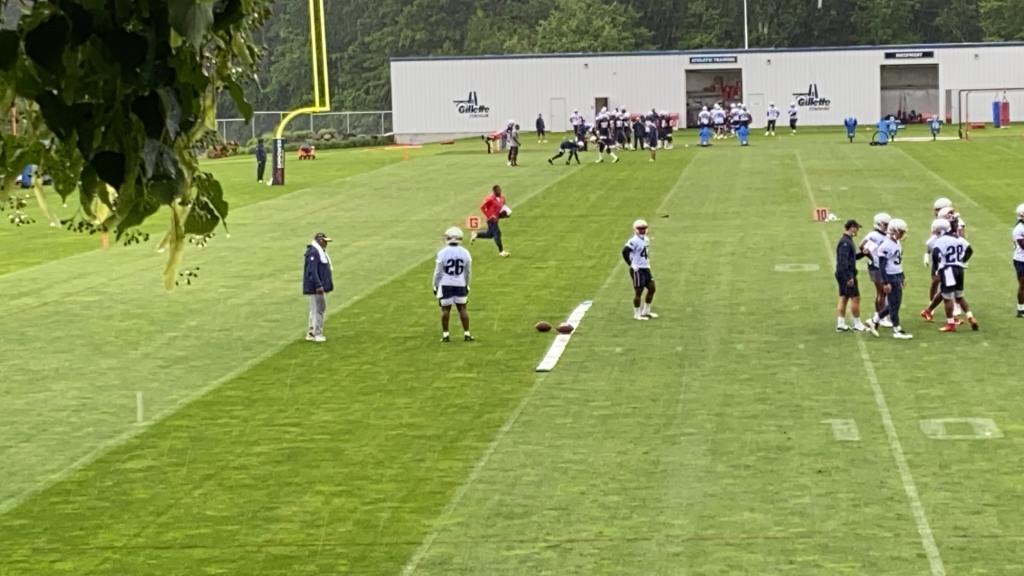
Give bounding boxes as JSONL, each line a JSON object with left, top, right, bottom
{"left": 765, "top": 103, "right": 780, "bottom": 136}
{"left": 507, "top": 123, "right": 521, "bottom": 167}
{"left": 867, "top": 218, "right": 913, "bottom": 339}
{"left": 303, "top": 232, "right": 334, "bottom": 342}
{"left": 835, "top": 219, "right": 868, "bottom": 332}
{"left": 1013, "top": 203, "right": 1024, "bottom": 317}
{"left": 622, "top": 219, "right": 657, "bottom": 320}
{"left": 255, "top": 138, "right": 267, "bottom": 183}
{"left": 535, "top": 114, "right": 547, "bottom": 143}
{"left": 471, "top": 184, "right": 511, "bottom": 257}
{"left": 433, "top": 227, "right": 474, "bottom": 343}
{"left": 788, "top": 102, "right": 799, "bottom": 134}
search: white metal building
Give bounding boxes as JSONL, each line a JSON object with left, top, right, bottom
{"left": 390, "top": 42, "right": 1024, "bottom": 144}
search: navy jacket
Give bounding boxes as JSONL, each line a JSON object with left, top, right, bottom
{"left": 256, "top": 144, "right": 267, "bottom": 163}
{"left": 303, "top": 245, "right": 334, "bottom": 294}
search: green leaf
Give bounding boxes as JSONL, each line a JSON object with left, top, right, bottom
{"left": 225, "top": 79, "right": 252, "bottom": 121}
{"left": 0, "top": 31, "right": 18, "bottom": 70}
{"left": 168, "top": 0, "right": 215, "bottom": 49}
{"left": 91, "top": 150, "right": 126, "bottom": 189}
{"left": 24, "top": 14, "right": 69, "bottom": 74}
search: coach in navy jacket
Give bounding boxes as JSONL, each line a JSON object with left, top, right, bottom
{"left": 303, "top": 232, "right": 334, "bottom": 342}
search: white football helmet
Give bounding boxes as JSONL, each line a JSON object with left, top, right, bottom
{"left": 937, "top": 206, "right": 955, "bottom": 220}
{"left": 445, "top": 227, "right": 463, "bottom": 245}
{"left": 888, "top": 218, "right": 908, "bottom": 235}
{"left": 1017, "top": 203, "right": 1024, "bottom": 219}
{"left": 873, "top": 212, "right": 892, "bottom": 231}
{"left": 933, "top": 197, "right": 952, "bottom": 212}
{"left": 931, "top": 218, "right": 951, "bottom": 235}
{"left": 633, "top": 219, "right": 649, "bottom": 235}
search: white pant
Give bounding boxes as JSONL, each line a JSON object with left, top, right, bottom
{"left": 308, "top": 294, "right": 326, "bottom": 336}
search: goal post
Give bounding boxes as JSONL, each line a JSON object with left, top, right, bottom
{"left": 271, "top": 0, "right": 331, "bottom": 185}
{"left": 956, "top": 88, "right": 1024, "bottom": 140}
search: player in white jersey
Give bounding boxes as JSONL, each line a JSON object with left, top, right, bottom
{"left": 860, "top": 212, "right": 892, "bottom": 323}
{"left": 1012, "top": 203, "right": 1024, "bottom": 317}
{"left": 788, "top": 102, "right": 799, "bottom": 134}
{"left": 866, "top": 218, "right": 912, "bottom": 339}
{"left": 765, "top": 103, "right": 780, "bottom": 135}
{"left": 433, "top": 227, "right": 474, "bottom": 342}
{"left": 929, "top": 218, "right": 978, "bottom": 332}
{"left": 711, "top": 104, "right": 727, "bottom": 139}
{"left": 622, "top": 219, "right": 657, "bottom": 320}
{"left": 698, "top": 106, "right": 711, "bottom": 129}
{"left": 921, "top": 197, "right": 954, "bottom": 321}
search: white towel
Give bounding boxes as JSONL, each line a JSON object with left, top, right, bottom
{"left": 310, "top": 241, "right": 333, "bottom": 270}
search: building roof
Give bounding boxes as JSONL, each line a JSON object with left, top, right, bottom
{"left": 391, "top": 41, "right": 1024, "bottom": 63}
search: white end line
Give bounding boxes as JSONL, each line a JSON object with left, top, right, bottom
{"left": 797, "top": 151, "right": 945, "bottom": 576}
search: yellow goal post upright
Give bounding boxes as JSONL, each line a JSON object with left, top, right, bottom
{"left": 271, "top": 0, "right": 330, "bottom": 185}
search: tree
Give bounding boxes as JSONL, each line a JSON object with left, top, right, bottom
{"left": 535, "top": 0, "right": 652, "bottom": 53}
{"left": 979, "top": 0, "right": 1024, "bottom": 40}
{"left": 0, "top": 0, "right": 269, "bottom": 288}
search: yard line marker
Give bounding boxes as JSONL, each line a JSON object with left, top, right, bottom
{"left": 797, "top": 151, "right": 946, "bottom": 576}
{"left": 535, "top": 301, "right": 593, "bottom": 372}
{"left": 135, "top": 391, "right": 144, "bottom": 424}
{"left": 894, "top": 146, "right": 978, "bottom": 208}
{"left": 401, "top": 155, "right": 700, "bottom": 575}
{"left": 0, "top": 160, "right": 579, "bottom": 520}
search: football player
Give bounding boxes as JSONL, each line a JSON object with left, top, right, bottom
{"left": 866, "top": 218, "right": 912, "bottom": 339}
{"left": 765, "top": 103, "right": 780, "bottom": 136}
{"left": 930, "top": 218, "right": 977, "bottom": 332}
{"left": 548, "top": 138, "right": 583, "bottom": 165}
{"left": 861, "top": 213, "right": 892, "bottom": 322}
{"left": 1013, "top": 203, "right": 1024, "bottom": 317}
{"left": 622, "top": 219, "right": 657, "bottom": 320}
{"left": 712, "top": 103, "right": 727, "bottom": 140}
{"left": 433, "top": 227, "right": 474, "bottom": 342}
{"left": 788, "top": 102, "right": 799, "bottom": 135}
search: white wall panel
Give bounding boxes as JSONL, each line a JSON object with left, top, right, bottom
{"left": 391, "top": 44, "right": 1024, "bottom": 143}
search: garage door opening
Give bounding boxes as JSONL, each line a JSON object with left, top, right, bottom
{"left": 881, "top": 64, "right": 938, "bottom": 124}
{"left": 685, "top": 69, "right": 742, "bottom": 128}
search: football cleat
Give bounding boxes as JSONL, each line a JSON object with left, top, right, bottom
{"left": 893, "top": 330, "right": 914, "bottom": 340}
{"left": 305, "top": 333, "right": 316, "bottom": 341}
{"left": 969, "top": 317, "right": 979, "bottom": 331}
{"left": 634, "top": 315, "right": 649, "bottom": 321}
{"left": 920, "top": 309, "right": 934, "bottom": 322}
{"left": 547, "top": 158, "right": 553, "bottom": 165}
{"left": 852, "top": 324, "right": 867, "bottom": 333}
{"left": 836, "top": 325, "right": 850, "bottom": 332}
{"left": 644, "top": 312, "right": 659, "bottom": 319}
{"left": 939, "top": 323, "right": 956, "bottom": 332}
{"left": 464, "top": 334, "right": 475, "bottom": 342}
{"left": 1017, "top": 310, "right": 1024, "bottom": 318}
{"left": 879, "top": 318, "right": 894, "bottom": 328}
{"left": 313, "top": 335, "right": 326, "bottom": 343}
{"left": 865, "top": 319, "right": 879, "bottom": 337}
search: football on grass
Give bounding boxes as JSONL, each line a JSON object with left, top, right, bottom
{"left": 535, "top": 321, "right": 552, "bottom": 332}
{"left": 557, "top": 323, "right": 574, "bottom": 334}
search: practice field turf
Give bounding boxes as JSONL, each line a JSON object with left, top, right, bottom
{"left": 2, "top": 126, "right": 1024, "bottom": 575}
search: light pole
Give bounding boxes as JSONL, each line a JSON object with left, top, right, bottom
{"left": 743, "top": 0, "right": 749, "bottom": 49}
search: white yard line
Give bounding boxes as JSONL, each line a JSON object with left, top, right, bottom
{"left": 797, "top": 151, "right": 946, "bottom": 576}
{"left": 894, "top": 146, "right": 978, "bottom": 208}
{"left": 402, "top": 154, "right": 700, "bottom": 575}
{"left": 535, "top": 301, "right": 593, "bottom": 372}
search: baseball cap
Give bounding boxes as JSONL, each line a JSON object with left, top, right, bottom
{"left": 844, "top": 219, "right": 861, "bottom": 230}
{"left": 314, "top": 232, "right": 332, "bottom": 242}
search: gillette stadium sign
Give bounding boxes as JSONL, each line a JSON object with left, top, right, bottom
{"left": 793, "top": 83, "right": 831, "bottom": 110}
{"left": 453, "top": 91, "right": 490, "bottom": 118}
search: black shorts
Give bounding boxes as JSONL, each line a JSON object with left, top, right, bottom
{"left": 437, "top": 285, "right": 468, "bottom": 306}
{"left": 790, "top": 118, "right": 798, "bottom": 129}
{"left": 1015, "top": 260, "right": 1024, "bottom": 279}
{"left": 631, "top": 268, "right": 653, "bottom": 290}
{"left": 938, "top": 267, "right": 965, "bottom": 296}
{"left": 836, "top": 274, "right": 859, "bottom": 298}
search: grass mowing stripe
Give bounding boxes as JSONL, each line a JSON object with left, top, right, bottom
{"left": 797, "top": 150, "right": 947, "bottom": 576}
{"left": 0, "top": 157, "right": 580, "bottom": 521}
{"left": 893, "top": 145, "right": 979, "bottom": 209}
{"left": 403, "top": 153, "right": 697, "bottom": 574}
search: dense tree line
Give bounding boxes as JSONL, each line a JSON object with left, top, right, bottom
{"left": 239, "top": 0, "right": 1024, "bottom": 115}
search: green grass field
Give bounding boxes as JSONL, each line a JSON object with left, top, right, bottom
{"left": 2, "top": 126, "right": 1024, "bottom": 575}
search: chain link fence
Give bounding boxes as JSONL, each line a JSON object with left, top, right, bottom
{"left": 216, "top": 111, "right": 392, "bottom": 144}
